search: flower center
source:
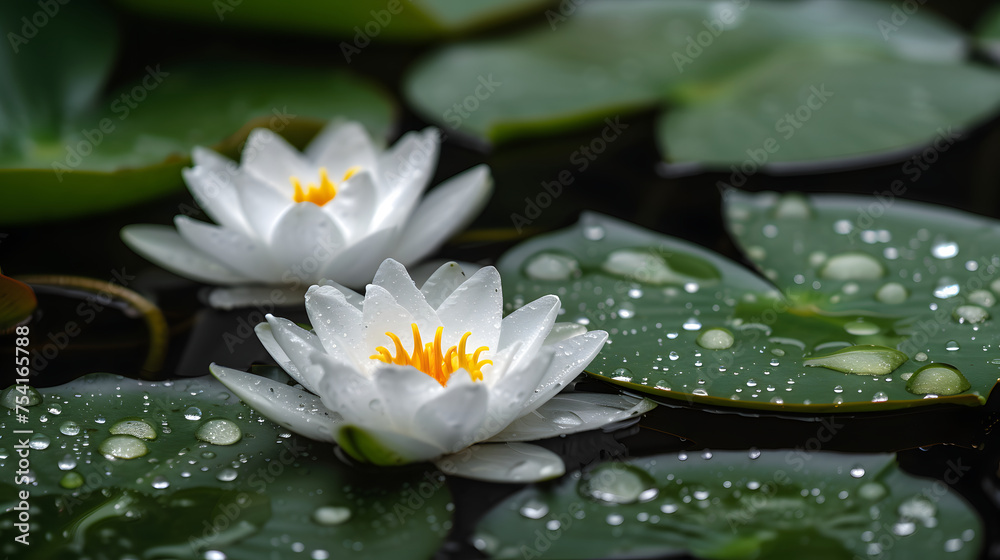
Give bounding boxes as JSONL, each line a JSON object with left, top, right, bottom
{"left": 370, "top": 323, "right": 492, "bottom": 386}
{"left": 290, "top": 166, "right": 360, "bottom": 206}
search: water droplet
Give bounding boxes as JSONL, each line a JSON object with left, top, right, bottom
{"left": 668, "top": 351, "right": 679, "bottom": 361}
{"left": 899, "top": 496, "right": 937, "bottom": 524}
{"left": 109, "top": 418, "right": 157, "bottom": 441}
{"left": 696, "top": 328, "right": 734, "bottom": 350}
{"left": 804, "top": 345, "right": 908, "bottom": 375}
{"left": 99, "top": 435, "right": 149, "bottom": 459}
{"left": 60, "top": 471, "right": 84, "bottom": 489}
{"left": 952, "top": 305, "right": 989, "bottom": 324}
{"left": 749, "top": 448, "right": 761, "bottom": 459}
{"left": 578, "top": 464, "right": 658, "bottom": 505}
{"left": 931, "top": 241, "right": 959, "bottom": 259}
{"left": 196, "top": 419, "right": 243, "bottom": 446}
{"left": 524, "top": 251, "right": 581, "bottom": 281}
{"left": 59, "top": 421, "right": 80, "bottom": 436}
{"left": 859, "top": 482, "right": 887, "bottom": 500}
{"left": 833, "top": 385, "right": 844, "bottom": 394}
{"left": 29, "top": 433, "right": 50, "bottom": 450}
{"left": 47, "top": 403, "right": 62, "bottom": 415}
{"left": 934, "top": 278, "right": 960, "bottom": 299}
{"left": 905, "top": 363, "right": 970, "bottom": 396}
{"left": 820, "top": 252, "right": 884, "bottom": 280}
{"left": 773, "top": 193, "right": 812, "bottom": 219}
{"left": 313, "top": 506, "right": 352, "bottom": 526}
{"left": 0, "top": 385, "right": 42, "bottom": 409}
{"left": 518, "top": 498, "right": 549, "bottom": 519}
{"left": 834, "top": 220, "right": 853, "bottom": 235}
{"left": 605, "top": 513, "right": 624, "bottom": 526}
{"left": 184, "top": 407, "right": 203, "bottom": 421}
{"left": 58, "top": 454, "right": 77, "bottom": 470}
{"left": 583, "top": 224, "right": 606, "bottom": 241}
{"left": 944, "top": 539, "right": 963, "bottom": 552}
{"left": 611, "top": 367, "right": 632, "bottom": 382}
{"left": 654, "top": 380, "right": 671, "bottom": 391}
{"left": 967, "top": 289, "right": 995, "bottom": 307}
{"left": 893, "top": 521, "right": 916, "bottom": 536}
{"left": 152, "top": 476, "right": 170, "bottom": 489}
{"left": 945, "top": 340, "right": 960, "bottom": 351}
{"left": 682, "top": 318, "right": 702, "bottom": 331}
{"left": 914, "top": 352, "right": 928, "bottom": 362}
{"left": 876, "top": 282, "right": 909, "bottom": 304}
{"left": 844, "top": 320, "right": 880, "bottom": 336}
{"left": 216, "top": 468, "right": 238, "bottom": 482}
{"left": 872, "top": 392, "right": 888, "bottom": 403}
{"left": 850, "top": 466, "right": 866, "bottom": 478}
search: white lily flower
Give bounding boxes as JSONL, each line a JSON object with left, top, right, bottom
{"left": 121, "top": 121, "right": 493, "bottom": 303}
{"left": 210, "top": 259, "right": 655, "bottom": 483}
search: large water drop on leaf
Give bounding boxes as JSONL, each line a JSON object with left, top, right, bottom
{"left": 99, "top": 434, "right": 149, "bottom": 459}
{"left": 819, "top": 253, "right": 884, "bottom": 280}
{"left": 905, "top": 363, "right": 970, "bottom": 396}
{"left": 803, "top": 345, "right": 907, "bottom": 375}
{"left": 109, "top": 418, "right": 157, "bottom": 440}
{"left": 195, "top": 418, "right": 243, "bottom": 446}
{"left": 578, "top": 463, "right": 658, "bottom": 505}
{"left": 1, "top": 385, "right": 42, "bottom": 408}
{"left": 523, "top": 251, "right": 581, "bottom": 281}
{"left": 952, "top": 305, "right": 989, "bottom": 324}
{"left": 697, "top": 328, "right": 734, "bottom": 350}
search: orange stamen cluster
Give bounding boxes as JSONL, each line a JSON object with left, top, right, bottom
{"left": 370, "top": 323, "right": 492, "bottom": 386}
{"left": 290, "top": 166, "right": 361, "bottom": 206}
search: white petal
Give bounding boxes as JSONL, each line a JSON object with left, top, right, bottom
{"left": 174, "top": 215, "right": 282, "bottom": 282}
{"left": 237, "top": 170, "right": 296, "bottom": 242}
{"left": 372, "top": 128, "right": 440, "bottom": 229}
{"left": 393, "top": 165, "right": 493, "bottom": 266}
{"left": 304, "top": 285, "right": 366, "bottom": 366}
{"left": 254, "top": 323, "right": 297, "bottom": 377}
{"left": 207, "top": 285, "right": 306, "bottom": 310}
{"left": 305, "top": 120, "right": 380, "bottom": 188}
{"left": 269, "top": 200, "right": 346, "bottom": 278}
{"left": 262, "top": 315, "right": 326, "bottom": 393}
{"left": 480, "top": 346, "right": 554, "bottom": 439}
{"left": 489, "top": 394, "right": 656, "bottom": 442}
{"left": 328, "top": 170, "right": 378, "bottom": 240}
{"left": 434, "top": 443, "right": 564, "bottom": 483}
{"left": 497, "top": 294, "right": 560, "bottom": 373}
{"left": 370, "top": 364, "right": 445, "bottom": 430}
{"left": 315, "top": 278, "right": 364, "bottom": 309}
{"left": 209, "top": 363, "right": 341, "bottom": 443}
{"left": 522, "top": 331, "right": 609, "bottom": 413}
{"left": 335, "top": 424, "right": 445, "bottom": 465}
{"left": 543, "top": 322, "right": 588, "bottom": 346}
{"left": 372, "top": 259, "right": 440, "bottom": 330}
{"left": 420, "top": 261, "right": 469, "bottom": 309}
{"left": 436, "top": 266, "right": 503, "bottom": 353}
{"left": 413, "top": 376, "right": 489, "bottom": 453}
{"left": 240, "top": 128, "right": 311, "bottom": 192}
{"left": 319, "top": 226, "right": 400, "bottom": 288}
{"left": 362, "top": 284, "right": 420, "bottom": 354}
{"left": 184, "top": 147, "right": 252, "bottom": 236}
{"left": 120, "top": 224, "right": 252, "bottom": 285}
{"left": 310, "top": 350, "right": 380, "bottom": 426}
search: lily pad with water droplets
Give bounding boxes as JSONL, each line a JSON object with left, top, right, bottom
{"left": 496, "top": 211, "right": 993, "bottom": 412}
{"left": 0, "top": 373, "right": 451, "bottom": 559}
{"left": 472, "top": 450, "right": 981, "bottom": 559}
{"left": 405, "top": 0, "right": 1000, "bottom": 168}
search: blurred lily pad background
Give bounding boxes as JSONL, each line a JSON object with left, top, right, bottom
{"left": 4, "top": 0, "right": 1000, "bottom": 558}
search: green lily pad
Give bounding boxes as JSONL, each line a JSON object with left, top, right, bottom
{"left": 0, "top": 2, "right": 394, "bottom": 225}
{"left": 472, "top": 451, "right": 981, "bottom": 559}
{"left": 112, "top": 0, "right": 552, "bottom": 40}
{"left": 0, "top": 373, "right": 451, "bottom": 559}
{"left": 496, "top": 209, "right": 994, "bottom": 412}
{"left": 405, "top": 0, "right": 1000, "bottom": 167}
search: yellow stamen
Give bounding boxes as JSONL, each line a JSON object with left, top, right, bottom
{"left": 370, "top": 323, "right": 491, "bottom": 386}
{"left": 290, "top": 166, "right": 362, "bottom": 206}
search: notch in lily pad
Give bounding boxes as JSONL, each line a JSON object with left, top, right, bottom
{"left": 803, "top": 345, "right": 908, "bottom": 375}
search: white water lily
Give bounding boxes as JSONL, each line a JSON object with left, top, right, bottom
{"left": 210, "top": 259, "right": 655, "bottom": 483}
{"left": 121, "top": 121, "right": 492, "bottom": 301}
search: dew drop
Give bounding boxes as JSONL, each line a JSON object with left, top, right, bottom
{"left": 850, "top": 466, "right": 866, "bottom": 478}
{"left": 313, "top": 506, "right": 352, "bottom": 526}
{"left": 605, "top": 513, "right": 624, "bottom": 526}
{"left": 968, "top": 289, "right": 996, "bottom": 307}
{"left": 952, "top": 305, "right": 989, "bottom": 324}
{"left": 578, "top": 464, "right": 658, "bottom": 505}
{"left": 518, "top": 498, "right": 549, "bottom": 519}
{"left": 872, "top": 392, "right": 889, "bottom": 403}
{"left": 196, "top": 419, "right": 243, "bottom": 446}
{"left": 59, "top": 471, "right": 84, "bottom": 489}
{"left": 804, "top": 345, "right": 908, "bottom": 375}
{"left": 931, "top": 241, "right": 958, "bottom": 259}
{"left": 1, "top": 385, "right": 42, "bottom": 409}
{"left": 611, "top": 367, "right": 633, "bottom": 382}
{"left": 696, "top": 328, "right": 734, "bottom": 350}
{"left": 914, "top": 352, "right": 928, "bottom": 362}
{"left": 216, "top": 468, "right": 239, "bottom": 482}
{"left": 47, "top": 403, "right": 62, "bottom": 415}
{"left": 29, "top": 433, "right": 50, "bottom": 450}
{"left": 875, "top": 282, "right": 909, "bottom": 304}
{"left": 109, "top": 418, "right": 157, "bottom": 441}
{"left": 905, "top": 363, "right": 970, "bottom": 396}
{"left": 151, "top": 476, "right": 170, "bottom": 489}
{"left": 945, "top": 340, "right": 960, "bottom": 351}
{"left": 819, "top": 252, "right": 884, "bottom": 280}
{"left": 58, "top": 454, "right": 77, "bottom": 470}
{"left": 99, "top": 435, "right": 149, "bottom": 459}
{"left": 934, "top": 278, "right": 960, "bottom": 299}
{"left": 59, "top": 421, "right": 81, "bottom": 436}
{"left": 524, "top": 252, "right": 581, "bottom": 281}
{"left": 844, "top": 320, "right": 880, "bottom": 336}
{"left": 184, "top": 407, "right": 203, "bottom": 421}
